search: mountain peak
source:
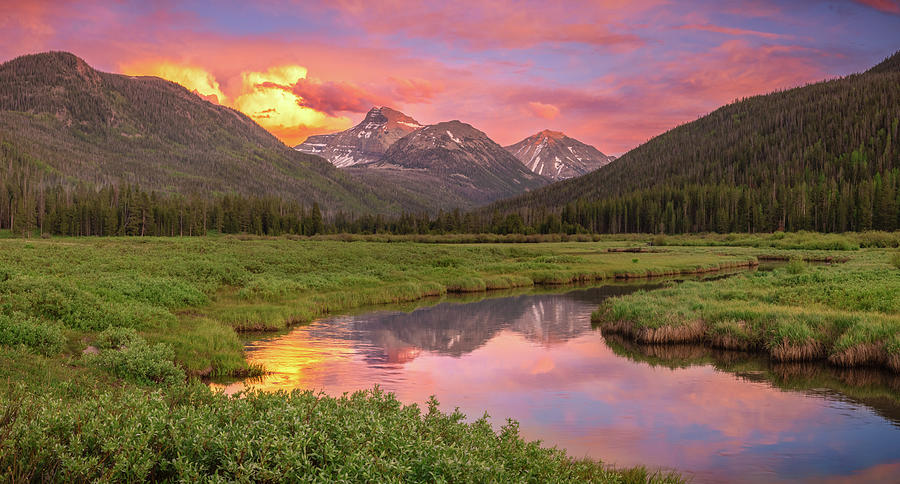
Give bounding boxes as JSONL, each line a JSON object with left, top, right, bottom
{"left": 4, "top": 51, "right": 102, "bottom": 87}
{"left": 295, "top": 106, "right": 423, "bottom": 167}
{"left": 538, "top": 129, "right": 566, "bottom": 139}
{"left": 361, "top": 119, "right": 548, "bottom": 206}
{"left": 505, "top": 130, "right": 612, "bottom": 181}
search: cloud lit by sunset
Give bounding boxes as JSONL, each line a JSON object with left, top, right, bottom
{"left": 121, "top": 60, "right": 227, "bottom": 104}
{"left": 233, "top": 65, "right": 355, "bottom": 144}
{"left": 2, "top": 0, "right": 898, "bottom": 153}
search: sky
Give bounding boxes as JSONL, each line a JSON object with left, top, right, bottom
{"left": 2, "top": 0, "right": 899, "bottom": 155}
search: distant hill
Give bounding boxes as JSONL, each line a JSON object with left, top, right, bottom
{"left": 505, "top": 130, "right": 613, "bottom": 181}
{"left": 294, "top": 107, "right": 424, "bottom": 167}
{"left": 350, "top": 120, "right": 549, "bottom": 208}
{"left": 0, "top": 52, "right": 422, "bottom": 214}
{"left": 485, "top": 51, "right": 900, "bottom": 234}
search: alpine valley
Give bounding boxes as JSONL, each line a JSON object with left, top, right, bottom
{"left": 2, "top": 4, "right": 900, "bottom": 484}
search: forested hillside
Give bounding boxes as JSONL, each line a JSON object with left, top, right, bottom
{"left": 485, "top": 51, "right": 900, "bottom": 234}
{"left": 0, "top": 52, "right": 437, "bottom": 234}
{"left": 3, "top": 50, "right": 899, "bottom": 237}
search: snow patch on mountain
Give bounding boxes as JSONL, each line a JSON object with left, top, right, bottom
{"left": 293, "top": 107, "right": 424, "bottom": 167}
{"left": 504, "top": 130, "right": 613, "bottom": 181}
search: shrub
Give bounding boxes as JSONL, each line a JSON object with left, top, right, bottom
{"left": 651, "top": 234, "right": 667, "bottom": 246}
{"left": 785, "top": 258, "right": 808, "bottom": 274}
{"left": 0, "top": 313, "right": 66, "bottom": 356}
{"left": 89, "top": 330, "right": 184, "bottom": 386}
{"left": 891, "top": 251, "right": 900, "bottom": 270}
{"left": 95, "top": 326, "right": 143, "bottom": 350}
{"left": 0, "top": 386, "right": 675, "bottom": 483}
{"left": 857, "top": 231, "right": 900, "bottom": 248}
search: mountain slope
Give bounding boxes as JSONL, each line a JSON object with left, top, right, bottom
{"left": 351, "top": 121, "right": 549, "bottom": 208}
{"left": 867, "top": 50, "right": 900, "bottom": 75}
{"left": 0, "top": 52, "right": 417, "bottom": 213}
{"left": 486, "top": 52, "right": 900, "bottom": 233}
{"left": 505, "top": 130, "right": 613, "bottom": 180}
{"left": 294, "top": 107, "right": 424, "bottom": 167}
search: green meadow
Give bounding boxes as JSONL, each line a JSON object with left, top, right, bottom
{"left": 0, "top": 233, "right": 898, "bottom": 481}
{"left": 593, "top": 248, "right": 900, "bottom": 372}
{"left": 0, "top": 236, "right": 757, "bottom": 377}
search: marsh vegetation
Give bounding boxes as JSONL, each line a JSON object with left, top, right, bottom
{"left": 0, "top": 233, "right": 898, "bottom": 481}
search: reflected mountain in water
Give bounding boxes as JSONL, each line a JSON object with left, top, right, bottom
{"left": 225, "top": 282, "right": 900, "bottom": 483}
{"left": 310, "top": 285, "right": 651, "bottom": 365}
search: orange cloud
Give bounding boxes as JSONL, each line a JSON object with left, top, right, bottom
{"left": 119, "top": 59, "right": 354, "bottom": 146}
{"left": 120, "top": 60, "right": 227, "bottom": 104}
{"left": 233, "top": 65, "right": 353, "bottom": 145}
{"left": 525, "top": 101, "right": 560, "bottom": 120}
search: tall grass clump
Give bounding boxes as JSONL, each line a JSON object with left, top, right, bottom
{"left": 891, "top": 251, "right": 900, "bottom": 270}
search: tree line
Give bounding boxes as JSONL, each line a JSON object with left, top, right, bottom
{"left": 1, "top": 169, "right": 897, "bottom": 237}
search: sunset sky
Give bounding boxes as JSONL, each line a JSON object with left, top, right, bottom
{"left": 2, "top": 0, "right": 899, "bottom": 155}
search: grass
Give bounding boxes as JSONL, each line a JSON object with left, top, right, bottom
{"left": 2, "top": 233, "right": 896, "bottom": 481}
{"left": 593, "top": 249, "right": 900, "bottom": 371}
{"left": 0, "top": 381, "right": 682, "bottom": 483}
{"left": 0, "top": 235, "right": 767, "bottom": 482}
{"left": 0, "top": 236, "right": 757, "bottom": 377}
{"left": 650, "top": 230, "right": 900, "bottom": 250}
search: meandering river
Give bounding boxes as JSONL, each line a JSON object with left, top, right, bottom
{"left": 215, "top": 282, "right": 900, "bottom": 483}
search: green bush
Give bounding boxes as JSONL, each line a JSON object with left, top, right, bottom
{"left": 95, "top": 326, "right": 143, "bottom": 350}
{"left": 89, "top": 330, "right": 184, "bottom": 386}
{"left": 785, "top": 258, "right": 808, "bottom": 274}
{"left": 858, "top": 231, "right": 900, "bottom": 248}
{"left": 0, "top": 385, "right": 680, "bottom": 483}
{"left": 891, "top": 251, "right": 900, "bottom": 270}
{"left": 0, "top": 313, "right": 65, "bottom": 356}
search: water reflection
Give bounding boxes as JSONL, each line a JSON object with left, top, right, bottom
{"left": 218, "top": 284, "right": 900, "bottom": 484}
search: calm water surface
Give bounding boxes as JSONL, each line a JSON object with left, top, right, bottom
{"left": 218, "top": 284, "right": 900, "bottom": 483}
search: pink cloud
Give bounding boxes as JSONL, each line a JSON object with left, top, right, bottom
{"left": 325, "top": 0, "right": 657, "bottom": 50}
{"left": 290, "top": 78, "right": 387, "bottom": 115}
{"left": 390, "top": 77, "right": 444, "bottom": 104}
{"left": 854, "top": 0, "right": 900, "bottom": 14}
{"left": 0, "top": 0, "right": 877, "bottom": 154}
{"left": 674, "top": 23, "right": 789, "bottom": 40}
{"left": 525, "top": 101, "right": 561, "bottom": 120}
